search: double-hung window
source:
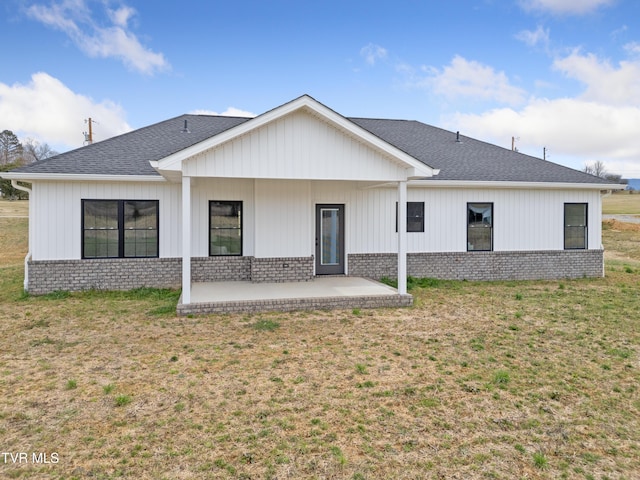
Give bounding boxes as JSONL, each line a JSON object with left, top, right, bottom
{"left": 396, "top": 202, "right": 425, "bottom": 232}
{"left": 467, "top": 203, "right": 493, "bottom": 251}
{"left": 82, "top": 200, "right": 159, "bottom": 258}
{"left": 210, "top": 201, "right": 242, "bottom": 256}
{"left": 564, "top": 203, "right": 588, "bottom": 249}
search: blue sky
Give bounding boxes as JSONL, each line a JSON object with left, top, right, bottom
{"left": 2, "top": 0, "right": 640, "bottom": 178}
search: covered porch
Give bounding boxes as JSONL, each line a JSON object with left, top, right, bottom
{"left": 150, "top": 96, "right": 438, "bottom": 315}
{"left": 177, "top": 276, "right": 413, "bottom": 315}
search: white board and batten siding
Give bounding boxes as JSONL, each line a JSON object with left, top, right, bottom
{"left": 183, "top": 110, "right": 412, "bottom": 182}
{"left": 190, "top": 178, "right": 255, "bottom": 257}
{"left": 30, "top": 181, "right": 182, "bottom": 260}
{"left": 413, "top": 187, "right": 603, "bottom": 253}
{"left": 30, "top": 179, "right": 603, "bottom": 262}
{"left": 196, "top": 180, "right": 605, "bottom": 260}
{"left": 190, "top": 179, "right": 312, "bottom": 258}
{"left": 312, "top": 183, "right": 603, "bottom": 254}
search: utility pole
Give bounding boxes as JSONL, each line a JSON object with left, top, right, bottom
{"left": 83, "top": 118, "right": 97, "bottom": 145}
{"left": 543, "top": 147, "right": 546, "bottom": 160}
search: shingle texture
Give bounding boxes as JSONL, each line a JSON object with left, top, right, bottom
{"left": 350, "top": 118, "right": 612, "bottom": 184}
{"left": 12, "top": 115, "right": 250, "bottom": 176}
{"left": 12, "top": 111, "right": 610, "bottom": 184}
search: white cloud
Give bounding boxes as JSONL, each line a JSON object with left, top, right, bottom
{"left": 611, "top": 24, "right": 628, "bottom": 40}
{"left": 519, "top": 0, "right": 616, "bottom": 15}
{"left": 436, "top": 47, "right": 640, "bottom": 178}
{"left": 624, "top": 41, "right": 640, "bottom": 57}
{"left": 515, "top": 25, "right": 550, "bottom": 48}
{"left": 553, "top": 50, "right": 640, "bottom": 105}
{"left": 360, "top": 43, "right": 388, "bottom": 66}
{"left": 0, "top": 72, "right": 131, "bottom": 149}
{"left": 190, "top": 107, "right": 257, "bottom": 118}
{"left": 449, "top": 98, "right": 640, "bottom": 177}
{"left": 420, "top": 55, "right": 527, "bottom": 106}
{"left": 26, "top": 1, "right": 169, "bottom": 75}
{"left": 108, "top": 6, "right": 135, "bottom": 27}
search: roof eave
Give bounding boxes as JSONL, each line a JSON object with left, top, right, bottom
{"left": 410, "top": 179, "right": 626, "bottom": 190}
{"left": 0, "top": 172, "right": 166, "bottom": 182}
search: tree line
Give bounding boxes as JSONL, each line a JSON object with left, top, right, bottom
{"left": 0, "top": 129, "right": 58, "bottom": 199}
{"left": 583, "top": 160, "right": 624, "bottom": 184}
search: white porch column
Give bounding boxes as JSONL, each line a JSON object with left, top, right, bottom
{"left": 397, "top": 180, "right": 407, "bottom": 295}
{"left": 181, "top": 175, "right": 192, "bottom": 304}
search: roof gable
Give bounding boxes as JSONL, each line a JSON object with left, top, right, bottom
{"left": 153, "top": 95, "right": 437, "bottom": 180}
{"left": 180, "top": 108, "right": 430, "bottom": 181}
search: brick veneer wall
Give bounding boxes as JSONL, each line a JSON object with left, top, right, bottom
{"left": 27, "top": 250, "right": 603, "bottom": 295}
{"left": 348, "top": 250, "right": 604, "bottom": 281}
{"left": 192, "top": 256, "right": 251, "bottom": 282}
{"left": 27, "top": 258, "right": 182, "bottom": 294}
{"left": 27, "top": 255, "right": 314, "bottom": 294}
{"left": 250, "top": 256, "right": 314, "bottom": 283}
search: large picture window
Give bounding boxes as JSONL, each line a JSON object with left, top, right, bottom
{"left": 210, "top": 201, "right": 242, "bottom": 256}
{"left": 467, "top": 203, "right": 493, "bottom": 251}
{"left": 396, "top": 202, "right": 425, "bottom": 232}
{"left": 564, "top": 203, "right": 588, "bottom": 249}
{"left": 82, "top": 200, "right": 158, "bottom": 258}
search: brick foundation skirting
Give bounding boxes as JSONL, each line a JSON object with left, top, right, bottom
{"left": 27, "top": 255, "right": 314, "bottom": 294}
{"left": 177, "top": 294, "right": 413, "bottom": 315}
{"left": 348, "top": 249, "right": 604, "bottom": 281}
{"left": 27, "top": 250, "right": 604, "bottom": 295}
{"left": 27, "top": 257, "right": 183, "bottom": 295}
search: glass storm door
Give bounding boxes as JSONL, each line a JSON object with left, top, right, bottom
{"left": 315, "top": 204, "right": 345, "bottom": 275}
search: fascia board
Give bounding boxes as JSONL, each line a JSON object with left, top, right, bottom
{"left": 409, "top": 179, "right": 626, "bottom": 190}
{"left": 304, "top": 98, "right": 438, "bottom": 177}
{"left": 155, "top": 95, "right": 438, "bottom": 178}
{"left": 0, "top": 172, "right": 166, "bottom": 182}
{"left": 406, "top": 167, "right": 440, "bottom": 179}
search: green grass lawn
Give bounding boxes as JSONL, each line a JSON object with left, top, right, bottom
{"left": 1, "top": 200, "right": 639, "bottom": 479}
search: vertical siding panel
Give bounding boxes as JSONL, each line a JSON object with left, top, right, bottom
{"left": 253, "top": 179, "right": 310, "bottom": 258}
{"left": 32, "top": 181, "right": 181, "bottom": 260}
{"left": 190, "top": 178, "right": 255, "bottom": 257}
{"left": 189, "top": 111, "right": 412, "bottom": 181}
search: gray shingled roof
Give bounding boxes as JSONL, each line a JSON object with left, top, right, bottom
{"left": 350, "top": 118, "right": 612, "bottom": 184}
{"left": 11, "top": 114, "right": 250, "bottom": 176}
{"left": 11, "top": 111, "right": 611, "bottom": 185}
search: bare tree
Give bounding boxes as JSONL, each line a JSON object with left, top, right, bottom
{"left": 22, "top": 138, "right": 58, "bottom": 163}
{"left": 604, "top": 173, "right": 622, "bottom": 184}
{"left": 583, "top": 160, "right": 607, "bottom": 178}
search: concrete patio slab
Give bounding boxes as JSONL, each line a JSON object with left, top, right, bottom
{"left": 177, "top": 277, "right": 413, "bottom": 315}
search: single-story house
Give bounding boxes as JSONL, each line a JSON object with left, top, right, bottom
{"left": 1, "top": 95, "right": 623, "bottom": 313}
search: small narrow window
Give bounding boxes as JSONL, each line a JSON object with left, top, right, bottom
{"left": 82, "top": 200, "right": 158, "bottom": 258}
{"left": 396, "top": 202, "right": 425, "bottom": 232}
{"left": 564, "top": 203, "right": 587, "bottom": 249}
{"left": 467, "top": 203, "right": 493, "bottom": 251}
{"left": 210, "top": 201, "right": 242, "bottom": 256}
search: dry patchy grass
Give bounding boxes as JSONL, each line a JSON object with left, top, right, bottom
{"left": 602, "top": 220, "right": 640, "bottom": 266}
{"left": 1, "top": 213, "right": 639, "bottom": 479}
{"left": 0, "top": 199, "right": 29, "bottom": 217}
